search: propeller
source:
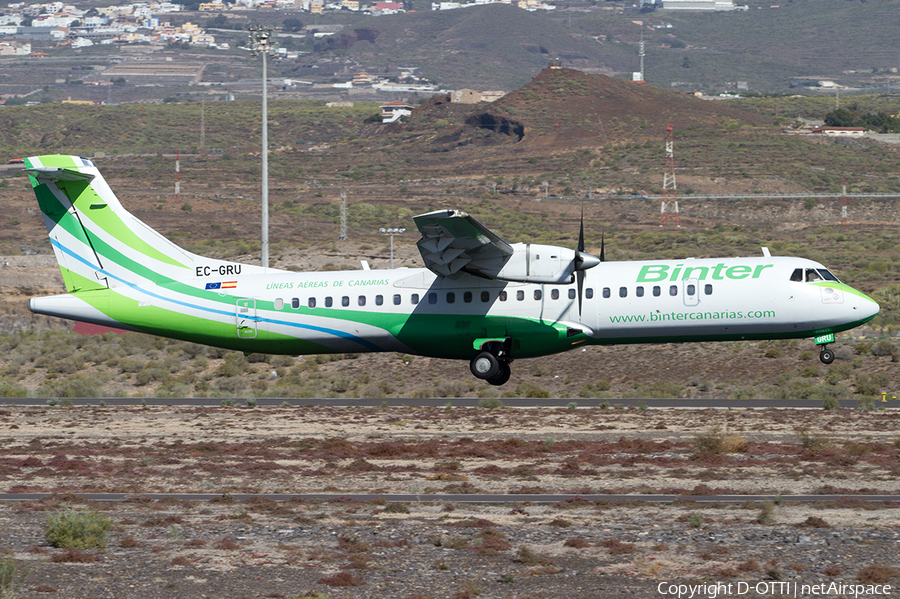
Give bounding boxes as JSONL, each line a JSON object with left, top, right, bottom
{"left": 574, "top": 206, "right": 601, "bottom": 316}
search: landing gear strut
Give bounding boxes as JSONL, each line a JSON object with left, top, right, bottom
{"left": 819, "top": 345, "right": 835, "bottom": 364}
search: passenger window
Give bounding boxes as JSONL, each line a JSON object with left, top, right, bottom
{"left": 704, "top": 284, "right": 713, "bottom": 295}
{"left": 669, "top": 285, "right": 677, "bottom": 296}
{"left": 446, "top": 292, "right": 455, "bottom": 304}
{"left": 551, "top": 289, "right": 559, "bottom": 300}
{"left": 308, "top": 297, "right": 316, "bottom": 309}
{"left": 686, "top": 284, "right": 696, "bottom": 296}
{"left": 499, "top": 291, "right": 507, "bottom": 301}
{"left": 534, "top": 289, "right": 542, "bottom": 300}
{"left": 411, "top": 293, "right": 419, "bottom": 305}
{"left": 342, "top": 296, "right": 350, "bottom": 307}
{"left": 619, "top": 287, "right": 627, "bottom": 298}
{"left": 516, "top": 290, "right": 524, "bottom": 301}
{"left": 586, "top": 288, "right": 594, "bottom": 299}
{"left": 481, "top": 291, "right": 490, "bottom": 302}
{"left": 428, "top": 292, "right": 437, "bottom": 305}
{"left": 653, "top": 286, "right": 661, "bottom": 297}
{"left": 790, "top": 268, "right": 803, "bottom": 282}
{"left": 464, "top": 291, "right": 472, "bottom": 303}
{"left": 393, "top": 294, "right": 401, "bottom": 305}
{"left": 375, "top": 295, "right": 383, "bottom": 306}
{"left": 602, "top": 287, "right": 611, "bottom": 299}
{"left": 274, "top": 298, "right": 284, "bottom": 310}
{"left": 291, "top": 298, "right": 300, "bottom": 309}
{"left": 636, "top": 286, "right": 644, "bottom": 297}
{"left": 358, "top": 296, "right": 366, "bottom": 307}
{"left": 325, "top": 296, "right": 333, "bottom": 308}
{"left": 568, "top": 289, "right": 576, "bottom": 300}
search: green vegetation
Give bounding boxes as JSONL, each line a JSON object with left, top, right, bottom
{"left": 0, "top": 556, "right": 26, "bottom": 599}
{"left": 44, "top": 510, "right": 114, "bottom": 549}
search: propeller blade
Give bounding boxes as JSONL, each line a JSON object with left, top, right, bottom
{"left": 600, "top": 233, "right": 605, "bottom": 262}
{"left": 577, "top": 206, "right": 585, "bottom": 254}
{"left": 577, "top": 269, "right": 584, "bottom": 317}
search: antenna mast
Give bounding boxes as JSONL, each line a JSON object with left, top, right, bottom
{"left": 660, "top": 122, "right": 680, "bottom": 228}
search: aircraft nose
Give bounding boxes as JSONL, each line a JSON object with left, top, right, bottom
{"left": 862, "top": 297, "right": 880, "bottom": 321}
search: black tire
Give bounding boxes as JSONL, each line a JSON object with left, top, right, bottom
{"left": 470, "top": 352, "right": 500, "bottom": 380}
{"left": 820, "top": 348, "right": 835, "bottom": 364}
{"left": 487, "top": 362, "right": 511, "bottom": 386}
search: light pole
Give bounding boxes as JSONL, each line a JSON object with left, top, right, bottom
{"left": 247, "top": 25, "right": 277, "bottom": 268}
{"left": 379, "top": 227, "right": 406, "bottom": 269}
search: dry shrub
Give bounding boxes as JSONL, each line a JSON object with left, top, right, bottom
{"left": 517, "top": 547, "right": 555, "bottom": 566}
{"left": 472, "top": 530, "right": 511, "bottom": 556}
{"left": 214, "top": 537, "right": 240, "bottom": 550}
{"left": 693, "top": 428, "right": 748, "bottom": 454}
{"left": 317, "top": 571, "right": 365, "bottom": 587}
{"left": 51, "top": 548, "right": 96, "bottom": 563}
{"left": 170, "top": 556, "right": 192, "bottom": 567}
{"left": 119, "top": 536, "right": 140, "bottom": 548}
{"left": 823, "top": 566, "right": 842, "bottom": 576}
{"left": 738, "top": 559, "right": 761, "bottom": 572}
{"left": 602, "top": 538, "right": 638, "bottom": 555}
{"left": 857, "top": 565, "right": 898, "bottom": 584}
{"left": 563, "top": 538, "right": 590, "bottom": 549}
{"left": 797, "top": 516, "right": 831, "bottom": 528}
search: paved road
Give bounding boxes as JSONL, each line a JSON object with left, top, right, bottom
{"left": 2, "top": 397, "right": 884, "bottom": 408}
{"left": 0, "top": 492, "right": 896, "bottom": 504}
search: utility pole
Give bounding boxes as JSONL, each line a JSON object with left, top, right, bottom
{"left": 339, "top": 188, "right": 348, "bottom": 241}
{"left": 247, "top": 25, "right": 277, "bottom": 268}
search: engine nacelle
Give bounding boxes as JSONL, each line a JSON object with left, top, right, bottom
{"left": 492, "top": 243, "right": 577, "bottom": 284}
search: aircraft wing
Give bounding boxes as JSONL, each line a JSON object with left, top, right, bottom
{"left": 413, "top": 210, "right": 513, "bottom": 278}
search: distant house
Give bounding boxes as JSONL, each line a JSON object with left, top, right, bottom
{"left": 373, "top": 1, "right": 402, "bottom": 9}
{"left": 812, "top": 127, "right": 866, "bottom": 137}
{"left": 662, "top": 0, "right": 741, "bottom": 10}
{"left": 452, "top": 89, "right": 482, "bottom": 103}
{"left": 451, "top": 89, "right": 505, "bottom": 104}
{"left": 380, "top": 100, "right": 413, "bottom": 123}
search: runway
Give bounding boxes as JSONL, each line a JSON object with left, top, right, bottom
{"left": 1, "top": 397, "right": 878, "bottom": 408}
{"left": 0, "top": 492, "right": 897, "bottom": 504}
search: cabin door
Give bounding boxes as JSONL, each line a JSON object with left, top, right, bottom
{"left": 236, "top": 299, "right": 258, "bottom": 339}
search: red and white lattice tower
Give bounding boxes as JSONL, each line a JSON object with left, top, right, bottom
{"left": 660, "top": 122, "right": 680, "bottom": 227}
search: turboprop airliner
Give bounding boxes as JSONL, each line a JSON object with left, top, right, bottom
{"left": 23, "top": 155, "right": 879, "bottom": 386}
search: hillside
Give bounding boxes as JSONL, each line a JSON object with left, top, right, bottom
{"left": 407, "top": 68, "right": 770, "bottom": 152}
{"left": 322, "top": 4, "right": 624, "bottom": 90}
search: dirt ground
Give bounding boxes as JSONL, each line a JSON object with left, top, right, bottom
{"left": 0, "top": 405, "right": 899, "bottom": 599}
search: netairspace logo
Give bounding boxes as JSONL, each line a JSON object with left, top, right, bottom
{"left": 657, "top": 581, "right": 893, "bottom": 598}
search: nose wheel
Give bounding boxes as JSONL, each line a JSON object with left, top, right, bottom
{"left": 819, "top": 345, "right": 835, "bottom": 364}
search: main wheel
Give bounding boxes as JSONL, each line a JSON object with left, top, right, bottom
{"left": 487, "top": 362, "right": 511, "bottom": 386}
{"left": 470, "top": 352, "right": 500, "bottom": 380}
{"left": 819, "top": 347, "right": 835, "bottom": 364}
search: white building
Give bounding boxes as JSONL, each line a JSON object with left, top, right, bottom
{"left": 662, "top": 0, "right": 741, "bottom": 10}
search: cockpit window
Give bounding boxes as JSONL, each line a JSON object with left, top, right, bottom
{"left": 798, "top": 267, "right": 840, "bottom": 283}
{"left": 817, "top": 269, "right": 839, "bottom": 282}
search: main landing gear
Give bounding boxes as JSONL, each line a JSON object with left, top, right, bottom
{"left": 470, "top": 350, "right": 512, "bottom": 386}
{"left": 819, "top": 345, "right": 835, "bottom": 364}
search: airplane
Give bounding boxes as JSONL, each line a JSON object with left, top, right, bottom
{"left": 22, "top": 154, "right": 880, "bottom": 387}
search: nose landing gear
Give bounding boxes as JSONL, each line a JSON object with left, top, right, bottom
{"left": 819, "top": 345, "right": 835, "bottom": 364}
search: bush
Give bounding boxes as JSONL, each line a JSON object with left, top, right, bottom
{"left": 477, "top": 397, "right": 503, "bottom": 409}
{"left": 45, "top": 510, "right": 113, "bottom": 549}
{"left": 693, "top": 428, "right": 748, "bottom": 454}
{"left": 0, "top": 556, "right": 27, "bottom": 599}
